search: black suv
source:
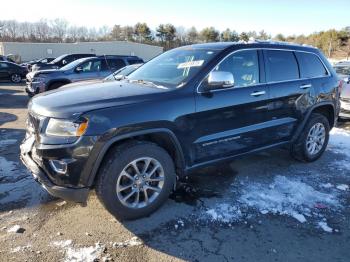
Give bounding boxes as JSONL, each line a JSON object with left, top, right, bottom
{"left": 25, "top": 55, "right": 144, "bottom": 96}
{"left": 31, "top": 53, "right": 95, "bottom": 71}
{"left": 20, "top": 42, "right": 340, "bottom": 220}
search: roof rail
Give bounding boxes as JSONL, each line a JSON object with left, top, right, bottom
{"left": 247, "top": 38, "right": 315, "bottom": 48}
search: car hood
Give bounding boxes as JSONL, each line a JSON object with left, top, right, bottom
{"left": 29, "top": 81, "right": 171, "bottom": 118}
{"left": 27, "top": 69, "right": 63, "bottom": 79}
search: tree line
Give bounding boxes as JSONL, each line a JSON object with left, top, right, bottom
{"left": 0, "top": 19, "right": 349, "bottom": 58}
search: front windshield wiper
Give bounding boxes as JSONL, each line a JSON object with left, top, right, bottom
{"left": 128, "top": 79, "right": 167, "bottom": 89}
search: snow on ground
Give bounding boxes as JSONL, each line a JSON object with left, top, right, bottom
{"left": 50, "top": 240, "right": 73, "bottom": 248}
{"left": 10, "top": 244, "right": 32, "bottom": 253}
{"left": 329, "top": 127, "right": 350, "bottom": 155}
{"left": 50, "top": 240, "right": 105, "bottom": 262}
{"left": 0, "top": 155, "right": 47, "bottom": 208}
{"left": 318, "top": 221, "right": 333, "bottom": 233}
{"left": 201, "top": 127, "right": 350, "bottom": 232}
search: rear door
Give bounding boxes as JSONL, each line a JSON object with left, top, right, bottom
{"left": 193, "top": 49, "right": 271, "bottom": 164}
{"left": 263, "top": 49, "right": 313, "bottom": 144}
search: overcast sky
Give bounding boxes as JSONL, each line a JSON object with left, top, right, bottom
{"left": 2, "top": 0, "right": 349, "bottom": 36}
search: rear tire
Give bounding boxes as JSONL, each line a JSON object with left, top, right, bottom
{"left": 290, "top": 113, "right": 330, "bottom": 162}
{"left": 96, "top": 141, "right": 176, "bottom": 220}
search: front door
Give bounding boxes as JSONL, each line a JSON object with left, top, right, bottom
{"left": 71, "top": 59, "right": 101, "bottom": 82}
{"left": 192, "top": 49, "right": 271, "bottom": 164}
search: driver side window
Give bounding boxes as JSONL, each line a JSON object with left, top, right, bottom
{"left": 80, "top": 60, "right": 101, "bottom": 73}
{"left": 213, "top": 50, "right": 260, "bottom": 88}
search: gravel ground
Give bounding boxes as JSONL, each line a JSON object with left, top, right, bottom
{"left": 0, "top": 82, "right": 350, "bottom": 262}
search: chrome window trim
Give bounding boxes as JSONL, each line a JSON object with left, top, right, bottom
{"left": 196, "top": 47, "right": 331, "bottom": 94}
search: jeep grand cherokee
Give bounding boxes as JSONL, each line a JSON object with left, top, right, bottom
{"left": 20, "top": 42, "right": 341, "bottom": 220}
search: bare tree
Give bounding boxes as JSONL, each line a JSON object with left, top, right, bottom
{"left": 5, "top": 20, "right": 19, "bottom": 39}
{"left": 34, "top": 19, "right": 50, "bottom": 42}
{"left": 51, "top": 18, "right": 68, "bottom": 42}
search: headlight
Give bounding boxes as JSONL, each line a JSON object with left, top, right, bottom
{"left": 46, "top": 118, "right": 88, "bottom": 137}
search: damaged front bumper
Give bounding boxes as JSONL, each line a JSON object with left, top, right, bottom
{"left": 20, "top": 137, "right": 89, "bottom": 204}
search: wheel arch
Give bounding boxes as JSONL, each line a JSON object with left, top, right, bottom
{"left": 87, "top": 128, "right": 186, "bottom": 187}
{"left": 292, "top": 102, "right": 335, "bottom": 142}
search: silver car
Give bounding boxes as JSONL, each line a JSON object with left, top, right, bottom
{"left": 25, "top": 55, "right": 144, "bottom": 96}
{"left": 334, "top": 62, "right": 350, "bottom": 119}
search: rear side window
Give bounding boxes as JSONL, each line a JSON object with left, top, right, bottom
{"left": 107, "top": 59, "right": 126, "bottom": 70}
{"left": 265, "top": 50, "right": 299, "bottom": 82}
{"left": 295, "top": 52, "right": 328, "bottom": 78}
{"left": 128, "top": 59, "right": 143, "bottom": 65}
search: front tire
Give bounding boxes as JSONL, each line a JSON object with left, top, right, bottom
{"left": 291, "top": 113, "right": 330, "bottom": 162}
{"left": 10, "top": 74, "right": 22, "bottom": 83}
{"left": 96, "top": 141, "right": 176, "bottom": 220}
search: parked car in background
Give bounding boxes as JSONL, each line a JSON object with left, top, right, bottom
{"left": 0, "top": 55, "right": 17, "bottom": 63}
{"left": 104, "top": 63, "right": 143, "bottom": 81}
{"left": 21, "top": 57, "right": 55, "bottom": 71}
{"left": 31, "top": 53, "right": 96, "bottom": 71}
{"left": 21, "top": 42, "right": 340, "bottom": 220}
{"left": 25, "top": 55, "right": 144, "bottom": 96}
{"left": 334, "top": 62, "right": 350, "bottom": 119}
{"left": 0, "top": 61, "right": 28, "bottom": 83}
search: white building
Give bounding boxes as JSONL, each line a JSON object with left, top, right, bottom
{"left": 0, "top": 41, "right": 163, "bottom": 62}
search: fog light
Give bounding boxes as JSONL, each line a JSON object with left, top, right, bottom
{"left": 49, "top": 159, "right": 73, "bottom": 174}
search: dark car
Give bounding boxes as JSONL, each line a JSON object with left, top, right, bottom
{"left": 0, "top": 55, "right": 16, "bottom": 63}
{"left": 21, "top": 42, "right": 340, "bottom": 220}
{"left": 31, "top": 53, "right": 96, "bottom": 71}
{"left": 22, "top": 57, "right": 55, "bottom": 71}
{"left": 333, "top": 62, "right": 350, "bottom": 118}
{"left": 0, "top": 61, "right": 28, "bottom": 83}
{"left": 25, "top": 55, "right": 144, "bottom": 96}
{"left": 104, "top": 63, "right": 143, "bottom": 81}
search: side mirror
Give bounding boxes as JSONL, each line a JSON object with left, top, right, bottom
{"left": 62, "top": 59, "right": 67, "bottom": 65}
{"left": 207, "top": 71, "right": 234, "bottom": 90}
{"left": 76, "top": 66, "right": 83, "bottom": 73}
{"left": 114, "top": 74, "right": 125, "bottom": 80}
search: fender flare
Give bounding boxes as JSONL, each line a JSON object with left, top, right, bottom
{"left": 291, "top": 101, "right": 335, "bottom": 142}
{"left": 86, "top": 128, "right": 186, "bottom": 186}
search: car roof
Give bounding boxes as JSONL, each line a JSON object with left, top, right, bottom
{"left": 181, "top": 41, "right": 319, "bottom": 53}
{"left": 96, "top": 55, "right": 142, "bottom": 59}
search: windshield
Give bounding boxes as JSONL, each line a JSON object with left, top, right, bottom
{"left": 105, "top": 64, "right": 142, "bottom": 81}
{"left": 60, "top": 58, "right": 88, "bottom": 71}
{"left": 126, "top": 48, "right": 219, "bottom": 88}
{"left": 335, "top": 66, "right": 350, "bottom": 75}
{"left": 49, "top": 54, "right": 67, "bottom": 64}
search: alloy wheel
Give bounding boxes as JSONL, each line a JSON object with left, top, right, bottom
{"left": 306, "top": 122, "right": 326, "bottom": 155}
{"left": 116, "top": 157, "right": 165, "bottom": 209}
{"left": 11, "top": 74, "right": 21, "bottom": 83}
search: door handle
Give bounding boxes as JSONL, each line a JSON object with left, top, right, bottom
{"left": 250, "top": 91, "right": 266, "bottom": 97}
{"left": 300, "top": 84, "right": 312, "bottom": 89}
